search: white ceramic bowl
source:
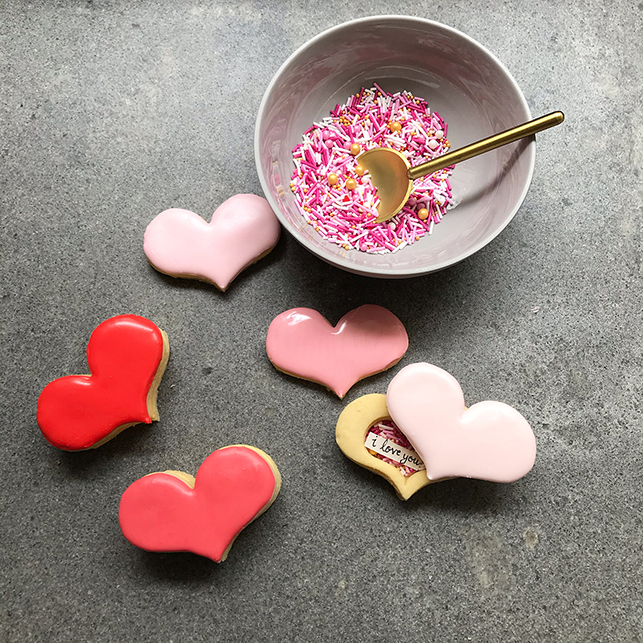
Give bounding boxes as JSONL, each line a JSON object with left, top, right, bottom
{"left": 255, "top": 16, "right": 534, "bottom": 277}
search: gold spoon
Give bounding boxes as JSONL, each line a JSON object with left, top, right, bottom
{"left": 358, "top": 111, "right": 565, "bottom": 223}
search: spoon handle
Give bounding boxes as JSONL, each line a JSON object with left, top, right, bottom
{"left": 408, "top": 111, "right": 565, "bottom": 180}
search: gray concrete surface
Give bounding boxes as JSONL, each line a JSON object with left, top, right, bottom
{"left": 1, "top": 1, "right": 641, "bottom": 641}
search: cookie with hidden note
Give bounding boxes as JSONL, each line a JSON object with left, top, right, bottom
{"left": 143, "top": 194, "right": 281, "bottom": 292}
{"left": 336, "top": 393, "right": 432, "bottom": 500}
{"left": 266, "top": 305, "right": 408, "bottom": 398}
{"left": 387, "top": 363, "right": 536, "bottom": 483}
{"left": 36, "top": 315, "right": 169, "bottom": 451}
{"left": 119, "top": 446, "right": 281, "bottom": 563}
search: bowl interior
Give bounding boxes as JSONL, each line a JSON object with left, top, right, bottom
{"left": 256, "top": 17, "right": 534, "bottom": 276}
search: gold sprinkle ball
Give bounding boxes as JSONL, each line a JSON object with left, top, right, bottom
{"left": 350, "top": 143, "right": 361, "bottom": 155}
{"left": 346, "top": 178, "right": 357, "bottom": 190}
{"left": 355, "top": 165, "right": 365, "bottom": 176}
{"left": 389, "top": 121, "right": 402, "bottom": 132}
{"left": 328, "top": 173, "right": 339, "bottom": 185}
{"left": 418, "top": 208, "right": 429, "bottom": 220}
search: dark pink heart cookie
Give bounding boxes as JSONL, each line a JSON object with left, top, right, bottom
{"left": 266, "top": 305, "right": 408, "bottom": 398}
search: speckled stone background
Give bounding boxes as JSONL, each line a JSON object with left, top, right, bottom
{"left": 1, "top": 1, "right": 642, "bottom": 641}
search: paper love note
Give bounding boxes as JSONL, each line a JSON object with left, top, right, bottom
{"left": 365, "top": 430, "right": 425, "bottom": 471}
{"left": 386, "top": 363, "right": 536, "bottom": 482}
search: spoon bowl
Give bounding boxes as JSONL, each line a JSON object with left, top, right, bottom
{"left": 358, "top": 147, "right": 413, "bottom": 223}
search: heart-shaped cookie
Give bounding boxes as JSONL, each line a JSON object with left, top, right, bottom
{"left": 119, "top": 446, "right": 281, "bottom": 563}
{"left": 336, "top": 393, "right": 431, "bottom": 500}
{"left": 387, "top": 363, "right": 536, "bottom": 482}
{"left": 266, "top": 305, "right": 408, "bottom": 398}
{"left": 143, "top": 194, "right": 281, "bottom": 292}
{"left": 37, "top": 315, "right": 169, "bottom": 451}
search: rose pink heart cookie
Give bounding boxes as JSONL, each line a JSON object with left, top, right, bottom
{"left": 386, "top": 363, "right": 536, "bottom": 482}
{"left": 119, "top": 445, "right": 281, "bottom": 563}
{"left": 266, "top": 305, "right": 409, "bottom": 398}
{"left": 143, "top": 194, "right": 281, "bottom": 292}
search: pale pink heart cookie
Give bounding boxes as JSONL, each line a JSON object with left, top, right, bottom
{"left": 387, "top": 363, "right": 536, "bottom": 483}
{"left": 143, "top": 194, "right": 281, "bottom": 292}
{"left": 266, "top": 305, "right": 408, "bottom": 398}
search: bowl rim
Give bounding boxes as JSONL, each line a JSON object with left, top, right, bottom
{"left": 254, "top": 14, "right": 535, "bottom": 278}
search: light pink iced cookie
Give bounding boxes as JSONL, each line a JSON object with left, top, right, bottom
{"left": 143, "top": 194, "right": 281, "bottom": 292}
{"left": 266, "top": 305, "right": 408, "bottom": 398}
{"left": 386, "top": 363, "right": 536, "bottom": 483}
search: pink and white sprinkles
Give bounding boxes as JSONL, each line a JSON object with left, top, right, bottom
{"left": 368, "top": 419, "right": 424, "bottom": 477}
{"left": 290, "top": 85, "right": 454, "bottom": 254}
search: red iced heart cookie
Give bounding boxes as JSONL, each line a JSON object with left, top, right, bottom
{"left": 119, "top": 446, "right": 281, "bottom": 563}
{"left": 37, "top": 315, "right": 169, "bottom": 451}
{"left": 266, "top": 305, "right": 409, "bottom": 398}
{"left": 143, "top": 194, "right": 281, "bottom": 292}
{"left": 387, "top": 363, "right": 537, "bottom": 483}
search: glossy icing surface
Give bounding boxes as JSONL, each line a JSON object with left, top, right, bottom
{"left": 119, "top": 446, "right": 279, "bottom": 563}
{"left": 386, "top": 363, "right": 536, "bottom": 483}
{"left": 37, "top": 315, "right": 167, "bottom": 451}
{"left": 143, "top": 194, "right": 281, "bottom": 291}
{"left": 266, "top": 305, "right": 408, "bottom": 398}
